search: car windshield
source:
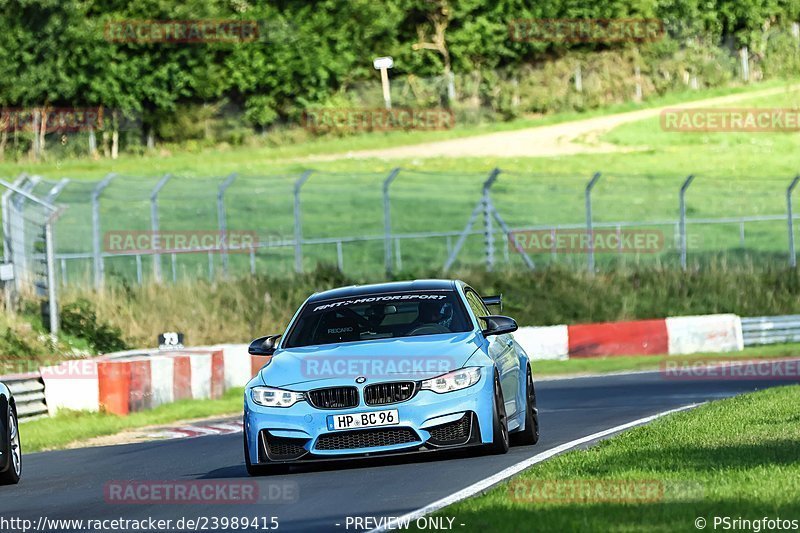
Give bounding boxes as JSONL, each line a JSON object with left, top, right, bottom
{"left": 283, "top": 291, "right": 472, "bottom": 348}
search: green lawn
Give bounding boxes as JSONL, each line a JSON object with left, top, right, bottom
{"left": 19, "top": 387, "right": 244, "bottom": 453}
{"left": 533, "top": 343, "right": 800, "bottom": 376}
{"left": 425, "top": 385, "right": 800, "bottom": 532}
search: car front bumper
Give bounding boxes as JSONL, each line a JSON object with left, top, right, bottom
{"left": 244, "top": 373, "right": 495, "bottom": 464}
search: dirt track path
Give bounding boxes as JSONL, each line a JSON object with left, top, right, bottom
{"left": 309, "top": 85, "right": 795, "bottom": 161}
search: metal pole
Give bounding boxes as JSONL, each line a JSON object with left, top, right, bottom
{"left": 135, "top": 254, "right": 142, "bottom": 284}
{"left": 44, "top": 178, "right": 70, "bottom": 204}
{"left": 91, "top": 173, "right": 115, "bottom": 289}
{"left": 383, "top": 167, "right": 401, "bottom": 275}
{"left": 217, "top": 173, "right": 237, "bottom": 277}
{"left": 483, "top": 168, "right": 501, "bottom": 271}
{"left": 679, "top": 175, "right": 695, "bottom": 270}
{"left": 45, "top": 220, "right": 58, "bottom": 339}
{"left": 8, "top": 176, "right": 39, "bottom": 289}
{"left": 293, "top": 170, "right": 313, "bottom": 273}
{"left": 336, "top": 241, "right": 344, "bottom": 272}
{"left": 2, "top": 174, "right": 29, "bottom": 265}
{"left": 787, "top": 176, "right": 800, "bottom": 267}
{"left": 395, "top": 238, "right": 403, "bottom": 271}
{"left": 585, "top": 172, "right": 601, "bottom": 274}
{"left": 149, "top": 174, "right": 171, "bottom": 283}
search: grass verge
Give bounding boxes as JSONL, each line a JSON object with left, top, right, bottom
{"left": 534, "top": 343, "right": 800, "bottom": 376}
{"left": 19, "top": 387, "right": 244, "bottom": 453}
{"left": 427, "top": 385, "right": 800, "bottom": 532}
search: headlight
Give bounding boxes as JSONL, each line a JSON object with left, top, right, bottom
{"left": 251, "top": 386, "right": 305, "bottom": 408}
{"left": 420, "top": 367, "right": 481, "bottom": 393}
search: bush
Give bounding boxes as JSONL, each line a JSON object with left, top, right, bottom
{"left": 60, "top": 299, "right": 128, "bottom": 353}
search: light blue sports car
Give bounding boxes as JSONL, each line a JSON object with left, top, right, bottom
{"left": 243, "top": 280, "right": 539, "bottom": 475}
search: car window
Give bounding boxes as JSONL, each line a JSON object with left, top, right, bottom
{"left": 283, "top": 291, "right": 472, "bottom": 348}
{"left": 464, "top": 289, "right": 490, "bottom": 329}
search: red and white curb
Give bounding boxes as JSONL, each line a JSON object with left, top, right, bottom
{"left": 145, "top": 420, "right": 243, "bottom": 440}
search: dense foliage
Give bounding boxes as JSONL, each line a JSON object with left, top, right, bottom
{"left": 0, "top": 0, "right": 799, "bottom": 155}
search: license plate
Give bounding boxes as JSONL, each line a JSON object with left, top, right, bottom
{"left": 328, "top": 409, "right": 399, "bottom": 430}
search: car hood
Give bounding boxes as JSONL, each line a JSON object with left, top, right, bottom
{"left": 256, "top": 332, "right": 482, "bottom": 389}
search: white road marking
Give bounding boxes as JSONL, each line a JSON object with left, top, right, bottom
{"left": 369, "top": 403, "right": 702, "bottom": 533}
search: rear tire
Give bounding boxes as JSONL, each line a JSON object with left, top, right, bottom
{"left": 511, "top": 365, "right": 539, "bottom": 446}
{"left": 0, "top": 404, "right": 21, "bottom": 485}
{"left": 487, "top": 373, "right": 510, "bottom": 455}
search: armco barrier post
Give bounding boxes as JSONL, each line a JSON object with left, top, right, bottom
{"left": 217, "top": 173, "right": 237, "bottom": 276}
{"left": 584, "top": 172, "right": 601, "bottom": 274}
{"left": 149, "top": 174, "right": 172, "bottom": 283}
{"left": 383, "top": 167, "right": 401, "bottom": 276}
{"left": 787, "top": 175, "right": 800, "bottom": 267}
{"left": 293, "top": 170, "right": 313, "bottom": 273}
{"left": 91, "top": 173, "right": 115, "bottom": 289}
{"left": 483, "top": 168, "right": 501, "bottom": 272}
{"left": 679, "top": 175, "right": 695, "bottom": 271}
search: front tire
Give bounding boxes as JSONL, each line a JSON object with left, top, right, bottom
{"left": 0, "top": 404, "right": 21, "bottom": 485}
{"left": 487, "top": 373, "right": 510, "bottom": 455}
{"left": 511, "top": 365, "right": 539, "bottom": 446}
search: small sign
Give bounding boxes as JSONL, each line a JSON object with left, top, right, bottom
{"left": 373, "top": 56, "right": 393, "bottom": 70}
{"left": 0, "top": 263, "right": 14, "bottom": 281}
{"left": 158, "top": 331, "right": 184, "bottom": 350}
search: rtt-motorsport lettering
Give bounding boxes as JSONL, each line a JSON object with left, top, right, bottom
{"left": 312, "top": 294, "right": 446, "bottom": 312}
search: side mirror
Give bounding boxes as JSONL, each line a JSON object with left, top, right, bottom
{"left": 248, "top": 335, "right": 281, "bottom": 356}
{"left": 480, "top": 315, "right": 518, "bottom": 337}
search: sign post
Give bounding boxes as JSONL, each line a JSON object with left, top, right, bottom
{"left": 373, "top": 56, "right": 394, "bottom": 110}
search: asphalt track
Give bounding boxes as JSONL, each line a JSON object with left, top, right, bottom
{"left": 3, "top": 370, "right": 792, "bottom": 532}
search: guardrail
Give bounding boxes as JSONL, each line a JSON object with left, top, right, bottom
{"left": 742, "top": 315, "right": 800, "bottom": 346}
{"left": 5, "top": 374, "right": 48, "bottom": 420}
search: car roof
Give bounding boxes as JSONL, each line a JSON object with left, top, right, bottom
{"left": 307, "top": 279, "right": 462, "bottom": 303}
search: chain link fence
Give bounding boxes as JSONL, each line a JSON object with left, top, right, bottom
{"left": 1, "top": 175, "right": 62, "bottom": 333}
{"left": 2, "top": 169, "right": 800, "bottom": 294}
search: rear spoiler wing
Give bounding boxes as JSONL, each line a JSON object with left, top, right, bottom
{"left": 482, "top": 294, "right": 503, "bottom": 311}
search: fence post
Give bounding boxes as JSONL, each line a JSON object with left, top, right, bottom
{"left": 91, "top": 173, "right": 115, "bottom": 289}
{"left": 44, "top": 215, "right": 59, "bottom": 339}
{"left": 482, "top": 168, "right": 501, "bottom": 271}
{"left": 217, "top": 173, "right": 237, "bottom": 277}
{"left": 585, "top": 172, "right": 601, "bottom": 274}
{"left": 2, "top": 174, "right": 27, "bottom": 266}
{"left": 787, "top": 176, "right": 800, "bottom": 267}
{"left": 383, "top": 167, "right": 401, "bottom": 276}
{"left": 44, "top": 178, "right": 70, "bottom": 204}
{"left": 149, "top": 174, "right": 171, "bottom": 283}
{"left": 293, "top": 170, "right": 313, "bottom": 273}
{"left": 679, "top": 175, "right": 695, "bottom": 270}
